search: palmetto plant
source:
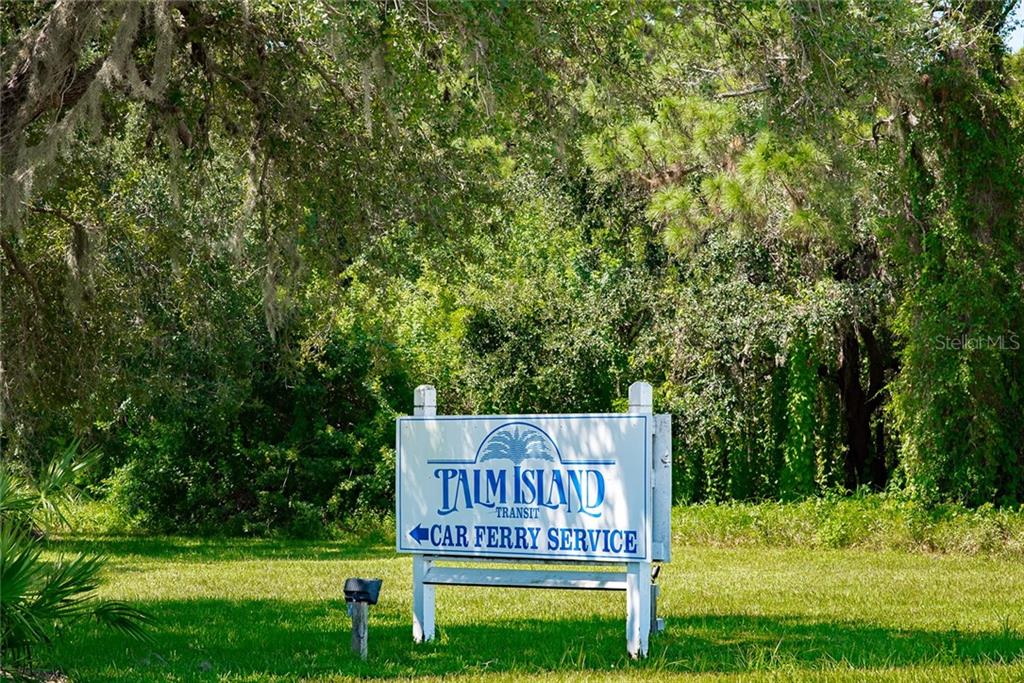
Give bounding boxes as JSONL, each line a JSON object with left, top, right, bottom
{"left": 0, "top": 441, "right": 154, "bottom": 670}
{"left": 1, "top": 439, "right": 100, "bottom": 535}
{"left": 1, "top": 524, "right": 155, "bottom": 665}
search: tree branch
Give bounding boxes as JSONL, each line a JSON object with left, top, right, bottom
{"left": 715, "top": 84, "right": 770, "bottom": 99}
{"left": 0, "top": 1, "right": 107, "bottom": 157}
{"left": 0, "top": 233, "right": 45, "bottom": 314}
{"left": 25, "top": 203, "right": 93, "bottom": 236}
{"left": 295, "top": 39, "right": 360, "bottom": 115}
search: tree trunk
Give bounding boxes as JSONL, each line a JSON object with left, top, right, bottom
{"left": 836, "top": 323, "right": 889, "bottom": 491}
{"left": 837, "top": 325, "right": 870, "bottom": 490}
{"left": 861, "top": 326, "right": 889, "bottom": 488}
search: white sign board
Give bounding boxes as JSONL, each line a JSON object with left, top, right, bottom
{"left": 396, "top": 414, "right": 650, "bottom": 562}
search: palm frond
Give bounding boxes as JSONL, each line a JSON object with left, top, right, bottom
{"left": 0, "top": 468, "right": 37, "bottom": 530}
{"left": 1, "top": 524, "right": 53, "bottom": 652}
{"left": 91, "top": 600, "right": 157, "bottom": 643}
{"left": 33, "top": 439, "right": 101, "bottom": 532}
{"left": 0, "top": 523, "right": 156, "bottom": 663}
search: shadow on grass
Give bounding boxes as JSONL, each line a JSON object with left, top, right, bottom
{"left": 47, "top": 598, "right": 1024, "bottom": 681}
{"left": 48, "top": 536, "right": 395, "bottom": 562}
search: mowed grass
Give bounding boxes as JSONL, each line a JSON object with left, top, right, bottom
{"left": 41, "top": 524, "right": 1024, "bottom": 682}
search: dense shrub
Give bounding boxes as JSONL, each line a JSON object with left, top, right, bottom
{"left": 102, "top": 321, "right": 410, "bottom": 536}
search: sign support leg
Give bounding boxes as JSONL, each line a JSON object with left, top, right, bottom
{"left": 626, "top": 560, "right": 651, "bottom": 658}
{"left": 651, "top": 582, "right": 665, "bottom": 634}
{"left": 412, "top": 555, "right": 435, "bottom": 642}
{"left": 626, "top": 381, "right": 654, "bottom": 658}
{"left": 411, "top": 384, "right": 437, "bottom": 644}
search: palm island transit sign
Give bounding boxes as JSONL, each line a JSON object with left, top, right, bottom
{"left": 396, "top": 415, "right": 650, "bottom": 562}
{"left": 396, "top": 383, "right": 669, "bottom": 659}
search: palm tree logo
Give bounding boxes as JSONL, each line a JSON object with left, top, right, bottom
{"left": 478, "top": 425, "right": 556, "bottom": 464}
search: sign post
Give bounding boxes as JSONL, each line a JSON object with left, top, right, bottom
{"left": 626, "top": 382, "right": 652, "bottom": 658}
{"left": 411, "top": 385, "right": 436, "bottom": 644}
{"left": 397, "top": 382, "right": 671, "bottom": 658}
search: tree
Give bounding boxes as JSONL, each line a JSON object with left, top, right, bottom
{"left": 1, "top": 0, "right": 636, "bottom": 455}
{"left": 578, "top": 0, "right": 1023, "bottom": 504}
{"left": 887, "top": 1, "right": 1024, "bottom": 505}
{"left": 3, "top": 0, "right": 1021, "bottom": 521}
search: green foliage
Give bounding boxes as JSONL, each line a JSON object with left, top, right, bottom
{"left": 1, "top": 439, "right": 100, "bottom": 535}
{"left": 0, "top": 447, "right": 153, "bottom": 668}
{"left": 103, "top": 319, "right": 411, "bottom": 536}
{"left": 0, "top": 525, "right": 155, "bottom": 667}
{"left": 886, "top": 18, "right": 1024, "bottom": 506}
{"left": 1, "top": 0, "right": 1022, "bottom": 536}
{"left": 650, "top": 232, "right": 855, "bottom": 504}
{"left": 782, "top": 334, "right": 817, "bottom": 500}
{"left": 672, "top": 494, "right": 1024, "bottom": 556}
{"left": 581, "top": 0, "right": 1022, "bottom": 507}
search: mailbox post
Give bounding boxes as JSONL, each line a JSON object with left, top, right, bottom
{"left": 344, "top": 578, "right": 382, "bottom": 660}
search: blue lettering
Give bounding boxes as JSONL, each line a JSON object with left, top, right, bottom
{"left": 436, "top": 465, "right": 606, "bottom": 517}
{"left": 457, "top": 469, "right": 472, "bottom": 510}
{"left": 582, "top": 470, "right": 605, "bottom": 517}
{"left": 435, "top": 469, "right": 459, "bottom": 515}
{"left": 625, "top": 530, "right": 637, "bottom": 554}
{"left": 608, "top": 529, "right": 623, "bottom": 553}
{"left": 543, "top": 470, "right": 567, "bottom": 510}
{"left": 513, "top": 465, "right": 522, "bottom": 504}
{"left": 484, "top": 469, "right": 506, "bottom": 506}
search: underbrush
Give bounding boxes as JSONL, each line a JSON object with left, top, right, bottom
{"left": 673, "top": 493, "right": 1024, "bottom": 556}
{"left": 68, "top": 498, "right": 396, "bottom": 542}
{"left": 74, "top": 493, "right": 1024, "bottom": 556}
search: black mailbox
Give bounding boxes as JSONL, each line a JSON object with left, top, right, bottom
{"left": 344, "top": 578, "right": 382, "bottom": 605}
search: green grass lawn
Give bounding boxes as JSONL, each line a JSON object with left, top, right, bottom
{"left": 41, "top": 526, "right": 1024, "bottom": 682}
